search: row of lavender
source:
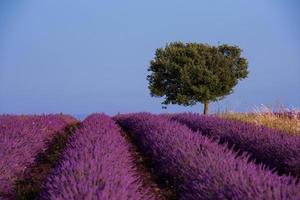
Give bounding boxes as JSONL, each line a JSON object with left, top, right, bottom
{"left": 0, "top": 114, "right": 77, "bottom": 198}
{"left": 41, "top": 114, "right": 154, "bottom": 199}
{"left": 115, "top": 113, "right": 300, "bottom": 200}
{"left": 169, "top": 113, "right": 300, "bottom": 178}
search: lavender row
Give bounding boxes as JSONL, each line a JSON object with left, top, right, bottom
{"left": 41, "top": 114, "right": 153, "bottom": 200}
{"left": 169, "top": 113, "right": 300, "bottom": 178}
{"left": 0, "top": 114, "right": 77, "bottom": 198}
{"left": 115, "top": 113, "right": 300, "bottom": 200}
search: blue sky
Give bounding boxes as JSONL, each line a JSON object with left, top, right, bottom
{"left": 0, "top": 0, "right": 299, "bottom": 115}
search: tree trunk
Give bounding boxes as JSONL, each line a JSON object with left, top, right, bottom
{"left": 203, "top": 100, "right": 209, "bottom": 115}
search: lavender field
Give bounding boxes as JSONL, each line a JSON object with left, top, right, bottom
{"left": 2, "top": 0, "right": 299, "bottom": 199}
{"left": 0, "top": 112, "right": 300, "bottom": 200}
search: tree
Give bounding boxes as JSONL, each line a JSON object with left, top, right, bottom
{"left": 147, "top": 42, "right": 249, "bottom": 114}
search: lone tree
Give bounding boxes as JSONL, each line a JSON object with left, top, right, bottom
{"left": 147, "top": 42, "right": 249, "bottom": 114}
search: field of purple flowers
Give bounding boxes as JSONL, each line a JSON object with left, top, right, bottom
{"left": 0, "top": 113, "right": 299, "bottom": 199}
{"left": 0, "top": 114, "right": 78, "bottom": 199}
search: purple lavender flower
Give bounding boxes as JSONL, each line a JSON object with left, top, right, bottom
{"left": 41, "top": 114, "right": 153, "bottom": 200}
{"left": 0, "top": 114, "right": 76, "bottom": 198}
{"left": 170, "top": 113, "right": 300, "bottom": 178}
{"left": 115, "top": 113, "right": 300, "bottom": 200}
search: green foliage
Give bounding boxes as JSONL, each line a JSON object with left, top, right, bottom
{"left": 147, "top": 42, "right": 249, "bottom": 111}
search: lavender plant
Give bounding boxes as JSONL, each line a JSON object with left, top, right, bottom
{"left": 115, "top": 113, "right": 300, "bottom": 200}
{"left": 170, "top": 113, "right": 300, "bottom": 178}
{"left": 41, "top": 114, "right": 153, "bottom": 200}
{"left": 0, "top": 114, "right": 76, "bottom": 198}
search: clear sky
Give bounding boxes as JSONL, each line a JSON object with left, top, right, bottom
{"left": 0, "top": 0, "right": 299, "bottom": 115}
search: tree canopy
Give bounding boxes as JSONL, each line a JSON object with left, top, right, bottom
{"left": 147, "top": 42, "right": 249, "bottom": 114}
